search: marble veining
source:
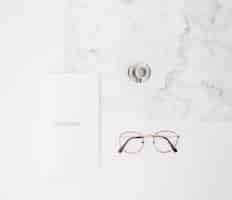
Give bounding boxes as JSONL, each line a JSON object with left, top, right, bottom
{"left": 64, "top": 0, "right": 232, "bottom": 122}
{"left": 153, "top": 0, "right": 232, "bottom": 121}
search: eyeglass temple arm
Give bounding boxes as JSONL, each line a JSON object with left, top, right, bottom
{"left": 118, "top": 136, "right": 144, "bottom": 154}
{"left": 156, "top": 135, "right": 178, "bottom": 153}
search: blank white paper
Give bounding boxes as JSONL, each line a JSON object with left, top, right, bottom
{"left": 32, "top": 73, "right": 99, "bottom": 183}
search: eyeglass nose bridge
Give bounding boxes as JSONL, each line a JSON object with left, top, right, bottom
{"left": 143, "top": 134, "right": 154, "bottom": 139}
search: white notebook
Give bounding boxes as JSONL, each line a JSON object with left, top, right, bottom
{"left": 32, "top": 73, "right": 100, "bottom": 183}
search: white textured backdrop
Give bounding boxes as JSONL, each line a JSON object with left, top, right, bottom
{"left": 0, "top": 0, "right": 232, "bottom": 200}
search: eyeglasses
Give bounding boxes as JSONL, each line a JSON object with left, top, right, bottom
{"left": 118, "top": 130, "right": 180, "bottom": 154}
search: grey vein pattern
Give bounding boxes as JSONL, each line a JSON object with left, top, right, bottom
{"left": 64, "top": 0, "right": 232, "bottom": 122}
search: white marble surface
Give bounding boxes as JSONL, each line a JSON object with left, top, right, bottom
{"left": 1, "top": 0, "right": 232, "bottom": 200}
{"left": 61, "top": 0, "right": 232, "bottom": 122}
{"left": 1, "top": 0, "right": 232, "bottom": 121}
